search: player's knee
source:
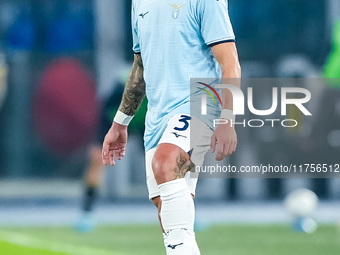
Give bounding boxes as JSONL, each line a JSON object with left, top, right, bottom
{"left": 152, "top": 143, "right": 192, "bottom": 184}
{"left": 152, "top": 152, "right": 191, "bottom": 185}
{"left": 152, "top": 153, "right": 175, "bottom": 184}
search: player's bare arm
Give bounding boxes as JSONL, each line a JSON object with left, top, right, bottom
{"left": 211, "top": 42, "right": 241, "bottom": 161}
{"left": 102, "top": 53, "right": 146, "bottom": 166}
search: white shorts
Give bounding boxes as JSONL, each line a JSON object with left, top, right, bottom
{"left": 145, "top": 114, "right": 213, "bottom": 200}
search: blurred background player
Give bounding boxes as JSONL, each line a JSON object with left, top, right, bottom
{"left": 322, "top": 18, "right": 340, "bottom": 228}
{"left": 310, "top": 17, "right": 340, "bottom": 162}
{"left": 76, "top": 71, "right": 147, "bottom": 232}
{"left": 75, "top": 81, "right": 123, "bottom": 233}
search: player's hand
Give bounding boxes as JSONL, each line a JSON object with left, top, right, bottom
{"left": 210, "top": 123, "right": 237, "bottom": 161}
{"left": 102, "top": 122, "right": 128, "bottom": 166}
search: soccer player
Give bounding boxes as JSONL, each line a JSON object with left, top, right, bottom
{"left": 102, "top": 0, "right": 241, "bottom": 254}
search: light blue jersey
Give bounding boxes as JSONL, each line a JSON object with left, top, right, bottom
{"left": 132, "top": 0, "right": 235, "bottom": 151}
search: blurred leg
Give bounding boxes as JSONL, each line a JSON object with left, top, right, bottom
{"left": 76, "top": 145, "right": 105, "bottom": 233}
{"left": 84, "top": 146, "right": 105, "bottom": 211}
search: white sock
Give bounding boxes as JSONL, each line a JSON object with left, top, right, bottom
{"left": 163, "top": 230, "right": 200, "bottom": 255}
{"left": 159, "top": 179, "right": 200, "bottom": 255}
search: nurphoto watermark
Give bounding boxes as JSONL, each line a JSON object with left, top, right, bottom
{"left": 190, "top": 78, "right": 340, "bottom": 179}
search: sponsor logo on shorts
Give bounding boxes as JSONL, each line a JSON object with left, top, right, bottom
{"left": 171, "top": 132, "right": 187, "bottom": 139}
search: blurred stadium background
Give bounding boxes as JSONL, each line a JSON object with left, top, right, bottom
{"left": 0, "top": 0, "right": 340, "bottom": 254}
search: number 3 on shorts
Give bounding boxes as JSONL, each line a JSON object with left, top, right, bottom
{"left": 174, "top": 115, "right": 191, "bottom": 131}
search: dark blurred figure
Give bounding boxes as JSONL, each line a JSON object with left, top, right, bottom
{"left": 76, "top": 74, "right": 146, "bottom": 233}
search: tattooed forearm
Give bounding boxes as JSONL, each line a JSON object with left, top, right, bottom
{"left": 119, "top": 53, "right": 146, "bottom": 116}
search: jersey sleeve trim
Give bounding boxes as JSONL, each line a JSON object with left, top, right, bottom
{"left": 207, "top": 38, "right": 236, "bottom": 47}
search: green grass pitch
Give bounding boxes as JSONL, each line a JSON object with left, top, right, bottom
{"left": 0, "top": 224, "right": 339, "bottom": 255}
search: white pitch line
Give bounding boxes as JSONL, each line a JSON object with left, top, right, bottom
{"left": 0, "top": 231, "right": 130, "bottom": 255}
